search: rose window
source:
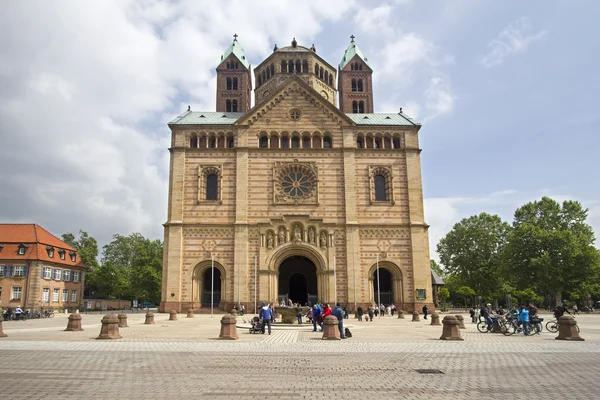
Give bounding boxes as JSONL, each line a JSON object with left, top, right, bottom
{"left": 281, "top": 171, "right": 312, "bottom": 198}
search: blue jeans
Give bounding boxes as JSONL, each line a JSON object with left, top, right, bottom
{"left": 338, "top": 320, "right": 344, "bottom": 338}
{"left": 486, "top": 316, "right": 494, "bottom": 330}
{"left": 261, "top": 319, "right": 271, "bottom": 334}
{"left": 520, "top": 321, "right": 529, "bottom": 336}
{"left": 313, "top": 317, "right": 319, "bottom": 331}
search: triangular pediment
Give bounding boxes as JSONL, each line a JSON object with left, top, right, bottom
{"left": 235, "top": 75, "right": 355, "bottom": 127}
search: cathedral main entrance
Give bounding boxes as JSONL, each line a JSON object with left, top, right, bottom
{"left": 278, "top": 256, "right": 317, "bottom": 306}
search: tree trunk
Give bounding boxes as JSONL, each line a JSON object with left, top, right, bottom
{"left": 554, "top": 292, "right": 562, "bottom": 307}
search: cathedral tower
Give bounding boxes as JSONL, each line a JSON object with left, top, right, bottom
{"left": 216, "top": 35, "right": 252, "bottom": 113}
{"left": 338, "top": 36, "right": 374, "bottom": 113}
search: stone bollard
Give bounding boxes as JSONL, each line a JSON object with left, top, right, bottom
{"left": 230, "top": 309, "right": 237, "bottom": 316}
{"left": 187, "top": 309, "right": 194, "bottom": 318}
{"left": 0, "top": 314, "right": 7, "bottom": 338}
{"left": 169, "top": 310, "right": 177, "bottom": 321}
{"left": 430, "top": 313, "right": 441, "bottom": 326}
{"left": 322, "top": 315, "right": 341, "bottom": 340}
{"left": 455, "top": 314, "right": 466, "bottom": 329}
{"left": 556, "top": 315, "right": 584, "bottom": 341}
{"left": 218, "top": 314, "right": 239, "bottom": 340}
{"left": 96, "top": 314, "right": 122, "bottom": 340}
{"left": 117, "top": 313, "right": 128, "bottom": 328}
{"left": 411, "top": 311, "right": 420, "bottom": 322}
{"left": 64, "top": 313, "right": 83, "bottom": 331}
{"left": 440, "top": 315, "right": 463, "bottom": 341}
{"left": 144, "top": 312, "right": 155, "bottom": 325}
{"left": 397, "top": 310, "right": 405, "bottom": 319}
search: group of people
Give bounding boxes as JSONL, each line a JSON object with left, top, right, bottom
{"left": 1, "top": 306, "right": 23, "bottom": 321}
{"left": 355, "top": 303, "right": 399, "bottom": 321}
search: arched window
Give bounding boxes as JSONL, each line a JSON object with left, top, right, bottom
{"left": 288, "top": 60, "right": 294, "bottom": 73}
{"left": 226, "top": 100, "right": 232, "bottom": 112}
{"left": 392, "top": 138, "right": 400, "bottom": 149}
{"left": 352, "top": 101, "right": 359, "bottom": 113}
{"left": 235, "top": 62, "right": 238, "bottom": 69}
{"left": 357, "top": 79, "right": 363, "bottom": 92}
{"left": 351, "top": 79, "right": 357, "bottom": 91}
{"left": 295, "top": 60, "right": 301, "bottom": 73}
{"left": 281, "top": 60, "right": 287, "bottom": 73}
{"left": 281, "top": 136, "right": 290, "bottom": 149}
{"left": 328, "top": 75, "right": 333, "bottom": 86}
{"left": 262, "top": 70, "right": 266, "bottom": 82}
{"left": 319, "top": 67, "right": 324, "bottom": 79}
{"left": 302, "top": 136, "right": 311, "bottom": 148}
{"left": 259, "top": 135, "right": 268, "bottom": 148}
{"left": 190, "top": 135, "right": 198, "bottom": 148}
{"left": 359, "top": 101, "right": 365, "bottom": 113}
{"left": 359, "top": 64, "right": 363, "bottom": 70}
{"left": 374, "top": 175, "right": 386, "bottom": 201}
{"left": 228, "top": 137, "right": 235, "bottom": 148}
{"left": 323, "top": 136, "right": 332, "bottom": 148}
{"left": 206, "top": 174, "right": 218, "bottom": 201}
{"left": 324, "top": 70, "right": 329, "bottom": 83}
{"left": 292, "top": 136, "right": 300, "bottom": 149}
{"left": 302, "top": 60, "right": 308, "bottom": 73}
{"left": 232, "top": 78, "right": 238, "bottom": 90}
{"left": 257, "top": 75, "right": 262, "bottom": 86}
{"left": 226, "top": 77, "right": 232, "bottom": 90}
{"left": 357, "top": 138, "right": 364, "bottom": 148}
{"left": 374, "top": 138, "right": 381, "bottom": 149}
{"left": 315, "top": 63, "right": 319, "bottom": 74}
{"left": 270, "top": 64, "right": 274, "bottom": 76}
{"left": 350, "top": 64, "right": 354, "bottom": 71}
{"left": 232, "top": 100, "right": 238, "bottom": 112}
{"left": 210, "top": 137, "right": 217, "bottom": 148}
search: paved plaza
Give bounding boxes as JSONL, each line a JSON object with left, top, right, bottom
{"left": 1, "top": 311, "right": 599, "bottom": 399}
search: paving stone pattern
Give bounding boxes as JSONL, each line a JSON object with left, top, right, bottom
{"left": 1, "top": 312, "right": 599, "bottom": 399}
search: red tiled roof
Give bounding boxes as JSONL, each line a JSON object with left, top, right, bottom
{"left": 0, "top": 224, "right": 86, "bottom": 268}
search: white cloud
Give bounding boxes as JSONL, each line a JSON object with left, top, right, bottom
{"left": 353, "top": 4, "right": 394, "bottom": 37}
{"left": 423, "top": 76, "right": 456, "bottom": 121}
{"left": 480, "top": 17, "right": 548, "bottom": 68}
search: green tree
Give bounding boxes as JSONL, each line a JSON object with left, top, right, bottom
{"left": 430, "top": 259, "right": 444, "bottom": 277}
{"left": 456, "top": 286, "right": 476, "bottom": 307}
{"left": 62, "top": 231, "right": 100, "bottom": 298}
{"left": 506, "top": 197, "right": 599, "bottom": 306}
{"left": 438, "top": 287, "right": 450, "bottom": 303}
{"left": 437, "top": 213, "right": 511, "bottom": 299}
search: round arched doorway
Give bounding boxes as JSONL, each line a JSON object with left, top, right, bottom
{"left": 202, "top": 267, "right": 221, "bottom": 307}
{"left": 373, "top": 268, "right": 393, "bottom": 305}
{"left": 278, "top": 256, "right": 317, "bottom": 305}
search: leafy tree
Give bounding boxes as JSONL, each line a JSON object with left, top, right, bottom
{"left": 506, "top": 197, "right": 599, "bottom": 306}
{"left": 430, "top": 259, "right": 444, "bottom": 277}
{"left": 61, "top": 231, "right": 99, "bottom": 269}
{"left": 456, "top": 286, "right": 476, "bottom": 307}
{"left": 437, "top": 213, "right": 511, "bottom": 299}
{"left": 438, "top": 287, "right": 450, "bottom": 303}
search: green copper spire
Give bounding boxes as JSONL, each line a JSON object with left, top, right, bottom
{"left": 339, "top": 35, "right": 369, "bottom": 69}
{"left": 220, "top": 34, "right": 250, "bottom": 69}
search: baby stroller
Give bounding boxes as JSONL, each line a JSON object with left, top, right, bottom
{"left": 249, "top": 317, "right": 262, "bottom": 334}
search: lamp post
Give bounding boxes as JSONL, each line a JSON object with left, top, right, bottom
{"left": 211, "top": 253, "right": 215, "bottom": 318}
{"left": 376, "top": 254, "right": 381, "bottom": 318}
{"left": 254, "top": 255, "right": 257, "bottom": 315}
{"left": 333, "top": 255, "right": 337, "bottom": 305}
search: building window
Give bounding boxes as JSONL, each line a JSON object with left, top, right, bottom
{"left": 226, "top": 77, "right": 232, "bottom": 90}
{"left": 73, "top": 271, "right": 80, "bottom": 283}
{"left": 357, "top": 138, "right": 364, "bottom": 148}
{"left": 319, "top": 67, "right": 324, "bottom": 79}
{"left": 53, "top": 288, "right": 60, "bottom": 302}
{"left": 295, "top": 60, "right": 301, "bottom": 73}
{"left": 209, "top": 137, "right": 216, "bottom": 148}
{"left": 71, "top": 290, "right": 78, "bottom": 303}
{"left": 282, "top": 60, "right": 287, "bottom": 73}
{"left": 323, "top": 136, "right": 332, "bottom": 149}
{"left": 42, "top": 288, "right": 50, "bottom": 302}
{"left": 62, "top": 270, "right": 71, "bottom": 281}
{"left": 302, "top": 136, "right": 311, "bottom": 149}
{"left": 226, "top": 100, "right": 232, "bottom": 112}
{"left": 352, "top": 79, "right": 357, "bottom": 91}
{"left": 190, "top": 135, "right": 198, "bottom": 148}
{"left": 18, "top": 244, "right": 28, "bottom": 255}
{"left": 291, "top": 136, "right": 300, "bottom": 149}
{"left": 227, "top": 137, "right": 235, "bottom": 148}
{"left": 358, "top": 101, "right": 365, "bottom": 113}
{"left": 14, "top": 265, "right": 25, "bottom": 277}
{"left": 357, "top": 79, "right": 363, "bottom": 91}
{"left": 206, "top": 174, "right": 218, "bottom": 200}
{"left": 43, "top": 267, "right": 52, "bottom": 280}
{"left": 46, "top": 246, "right": 54, "bottom": 258}
{"left": 281, "top": 136, "right": 290, "bottom": 149}
{"left": 374, "top": 175, "right": 387, "bottom": 201}
{"left": 232, "top": 78, "right": 238, "bottom": 90}
{"left": 58, "top": 249, "right": 66, "bottom": 260}
{"left": 259, "top": 135, "right": 268, "bottom": 148}
{"left": 392, "top": 138, "right": 401, "bottom": 149}
{"left": 289, "top": 109, "right": 302, "bottom": 120}
{"left": 69, "top": 252, "right": 76, "bottom": 262}
{"left": 62, "top": 289, "right": 68, "bottom": 303}
{"left": 232, "top": 100, "right": 238, "bottom": 112}
{"left": 11, "top": 287, "right": 22, "bottom": 300}
{"left": 374, "top": 138, "right": 381, "bottom": 149}
{"left": 54, "top": 268, "right": 62, "bottom": 280}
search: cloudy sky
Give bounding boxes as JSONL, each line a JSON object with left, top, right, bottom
{"left": 1, "top": 0, "right": 599, "bottom": 259}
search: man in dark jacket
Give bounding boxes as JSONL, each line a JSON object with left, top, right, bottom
{"left": 332, "top": 303, "right": 345, "bottom": 338}
{"left": 357, "top": 305, "right": 363, "bottom": 321}
{"left": 259, "top": 302, "right": 273, "bottom": 335}
{"left": 312, "top": 304, "right": 321, "bottom": 332}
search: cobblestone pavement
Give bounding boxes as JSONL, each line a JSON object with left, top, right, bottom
{"left": 1, "top": 312, "right": 599, "bottom": 399}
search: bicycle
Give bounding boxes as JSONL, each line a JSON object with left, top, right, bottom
{"left": 477, "top": 316, "right": 513, "bottom": 334}
{"left": 546, "top": 318, "right": 579, "bottom": 333}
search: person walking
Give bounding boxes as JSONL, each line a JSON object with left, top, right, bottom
{"left": 332, "top": 303, "right": 345, "bottom": 339}
{"left": 357, "top": 305, "right": 363, "bottom": 321}
{"left": 259, "top": 302, "right": 273, "bottom": 335}
{"left": 368, "top": 306, "right": 374, "bottom": 322}
{"left": 296, "top": 307, "right": 303, "bottom": 324}
{"left": 391, "top": 304, "right": 396, "bottom": 317}
{"left": 422, "top": 305, "right": 429, "bottom": 320}
{"left": 343, "top": 305, "right": 349, "bottom": 319}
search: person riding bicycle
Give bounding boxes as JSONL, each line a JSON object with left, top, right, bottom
{"left": 480, "top": 303, "right": 495, "bottom": 331}
{"left": 553, "top": 304, "right": 571, "bottom": 320}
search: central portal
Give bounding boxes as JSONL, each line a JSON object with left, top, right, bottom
{"left": 278, "top": 256, "right": 318, "bottom": 305}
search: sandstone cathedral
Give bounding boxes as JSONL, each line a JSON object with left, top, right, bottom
{"left": 160, "top": 36, "right": 436, "bottom": 313}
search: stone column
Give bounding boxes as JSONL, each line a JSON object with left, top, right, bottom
{"left": 430, "top": 313, "right": 441, "bottom": 326}
{"left": 322, "top": 315, "right": 340, "bottom": 340}
{"left": 455, "top": 315, "right": 466, "bottom": 329}
{"left": 64, "top": 313, "right": 83, "bottom": 331}
{"left": 556, "top": 315, "right": 584, "bottom": 341}
{"left": 145, "top": 312, "right": 155, "bottom": 325}
{"left": 117, "top": 313, "right": 128, "bottom": 328}
{"left": 96, "top": 314, "right": 122, "bottom": 340}
{"left": 218, "top": 314, "right": 239, "bottom": 340}
{"left": 0, "top": 314, "right": 7, "bottom": 337}
{"left": 169, "top": 310, "right": 178, "bottom": 321}
{"left": 440, "top": 315, "right": 463, "bottom": 341}
{"left": 411, "top": 311, "right": 420, "bottom": 322}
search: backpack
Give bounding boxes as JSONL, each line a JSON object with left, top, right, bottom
{"left": 344, "top": 327, "right": 352, "bottom": 338}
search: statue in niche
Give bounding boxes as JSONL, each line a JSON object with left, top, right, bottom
{"left": 293, "top": 226, "right": 302, "bottom": 242}
{"left": 308, "top": 228, "right": 315, "bottom": 244}
{"left": 267, "top": 232, "right": 274, "bottom": 249}
{"left": 278, "top": 228, "right": 286, "bottom": 246}
{"left": 320, "top": 232, "right": 327, "bottom": 248}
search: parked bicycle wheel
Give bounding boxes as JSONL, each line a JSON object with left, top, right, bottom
{"left": 477, "top": 321, "right": 490, "bottom": 333}
{"left": 546, "top": 320, "right": 559, "bottom": 333}
{"left": 501, "top": 321, "right": 515, "bottom": 336}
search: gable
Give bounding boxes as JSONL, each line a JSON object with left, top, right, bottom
{"left": 236, "top": 75, "right": 355, "bottom": 128}
{"left": 340, "top": 54, "right": 373, "bottom": 73}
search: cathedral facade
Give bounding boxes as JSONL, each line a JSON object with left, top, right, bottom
{"left": 161, "top": 37, "right": 433, "bottom": 313}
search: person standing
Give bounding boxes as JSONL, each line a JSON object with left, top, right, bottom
{"left": 519, "top": 305, "right": 530, "bottom": 336}
{"left": 343, "top": 305, "right": 349, "bottom": 319}
{"left": 259, "top": 302, "right": 273, "bottom": 335}
{"left": 320, "top": 303, "right": 332, "bottom": 331}
{"left": 296, "top": 307, "right": 303, "bottom": 324}
{"left": 332, "top": 303, "right": 345, "bottom": 339}
{"left": 357, "top": 305, "right": 363, "bottom": 321}
{"left": 14, "top": 306, "right": 23, "bottom": 321}
{"left": 391, "top": 304, "right": 396, "bottom": 317}
{"left": 312, "top": 304, "right": 322, "bottom": 332}
{"left": 368, "top": 306, "right": 374, "bottom": 322}
{"left": 422, "top": 305, "right": 429, "bottom": 320}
